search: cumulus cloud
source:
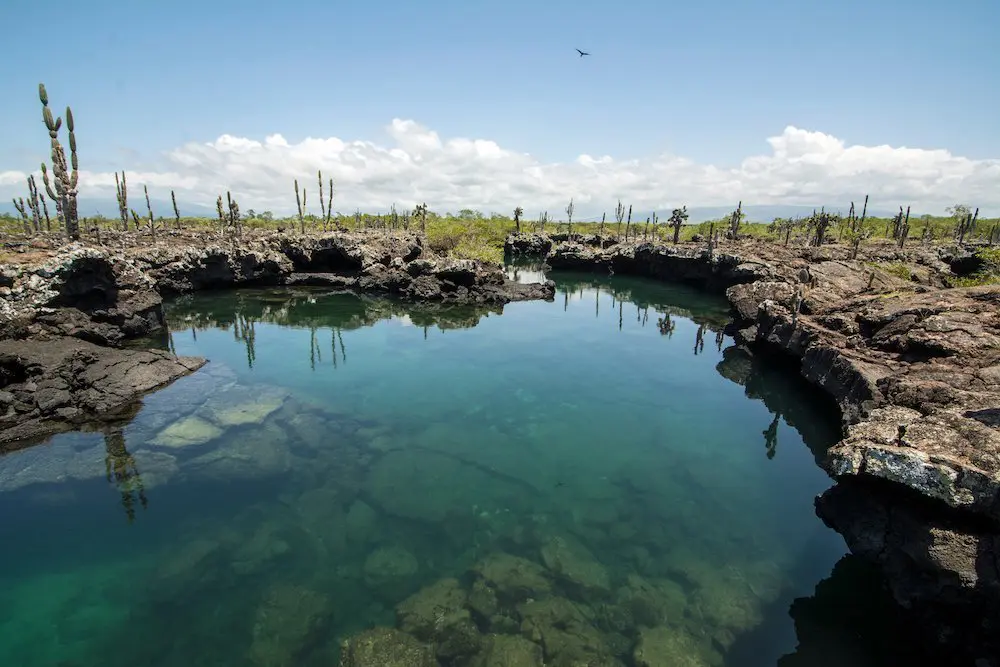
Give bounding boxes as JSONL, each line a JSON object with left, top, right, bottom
{"left": 0, "top": 171, "right": 26, "bottom": 187}
{"left": 2, "top": 122, "right": 998, "bottom": 217}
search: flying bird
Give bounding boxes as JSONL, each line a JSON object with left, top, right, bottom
{"left": 576, "top": 48, "right": 590, "bottom": 57}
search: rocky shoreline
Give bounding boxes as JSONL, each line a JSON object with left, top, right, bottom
{"left": 510, "top": 231, "right": 1000, "bottom": 666}
{"left": 1, "top": 228, "right": 997, "bottom": 664}
{"left": 0, "top": 232, "right": 554, "bottom": 448}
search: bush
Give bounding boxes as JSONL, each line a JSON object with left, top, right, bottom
{"left": 951, "top": 247, "right": 1000, "bottom": 287}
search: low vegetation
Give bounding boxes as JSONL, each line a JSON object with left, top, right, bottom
{"left": 949, "top": 247, "right": 1000, "bottom": 287}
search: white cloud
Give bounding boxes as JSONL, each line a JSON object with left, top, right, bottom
{"left": 0, "top": 171, "right": 26, "bottom": 187}
{"left": 2, "top": 122, "right": 998, "bottom": 217}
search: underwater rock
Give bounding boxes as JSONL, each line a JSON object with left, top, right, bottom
{"left": 363, "top": 545, "right": 420, "bottom": 600}
{"left": 345, "top": 499, "right": 379, "bottom": 547}
{"left": 614, "top": 574, "right": 687, "bottom": 629}
{"left": 248, "top": 583, "right": 331, "bottom": 667}
{"left": 125, "top": 361, "right": 239, "bottom": 442}
{"left": 230, "top": 521, "right": 296, "bottom": 576}
{"left": 182, "top": 421, "right": 296, "bottom": 481}
{"left": 472, "top": 552, "right": 553, "bottom": 603}
{"left": 689, "top": 571, "right": 765, "bottom": 651}
{"left": 396, "top": 577, "right": 468, "bottom": 638}
{"left": 284, "top": 407, "right": 336, "bottom": 450}
{"left": 149, "top": 415, "right": 223, "bottom": 448}
{"left": 468, "top": 578, "right": 501, "bottom": 619}
{"left": 146, "top": 534, "right": 238, "bottom": 603}
{"left": 662, "top": 548, "right": 784, "bottom": 650}
{"left": 395, "top": 577, "right": 483, "bottom": 661}
{"left": 0, "top": 435, "right": 177, "bottom": 493}
{"left": 435, "top": 618, "right": 483, "bottom": 662}
{"left": 366, "top": 448, "right": 521, "bottom": 524}
{"left": 471, "top": 633, "right": 545, "bottom": 667}
{"left": 540, "top": 536, "right": 612, "bottom": 597}
{"left": 197, "top": 384, "right": 288, "bottom": 428}
{"left": 295, "top": 485, "right": 349, "bottom": 556}
{"left": 517, "top": 596, "right": 616, "bottom": 664}
{"left": 633, "top": 626, "right": 720, "bottom": 667}
{"left": 338, "top": 627, "right": 437, "bottom": 667}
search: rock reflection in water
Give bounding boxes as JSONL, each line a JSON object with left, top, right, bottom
{"left": 0, "top": 272, "right": 919, "bottom": 667}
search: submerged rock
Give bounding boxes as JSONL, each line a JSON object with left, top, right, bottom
{"left": 633, "top": 626, "right": 720, "bottom": 667}
{"left": 338, "top": 627, "right": 437, "bottom": 667}
{"left": 366, "top": 448, "right": 523, "bottom": 524}
{"left": 396, "top": 578, "right": 483, "bottom": 660}
{"left": 363, "top": 545, "right": 420, "bottom": 600}
{"left": 540, "top": 536, "right": 612, "bottom": 597}
{"left": 517, "top": 596, "right": 617, "bottom": 663}
{"left": 181, "top": 422, "right": 297, "bottom": 481}
{"left": 249, "top": 584, "right": 331, "bottom": 667}
{"left": 468, "top": 578, "right": 501, "bottom": 619}
{"left": 149, "top": 415, "right": 223, "bottom": 448}
{"left": 146, "top": 534, "right": 238, "bottom": 602}
{"left": 197, "top": 384, "right": 288, "bottom": 428}
{"left": 471, "top": 633, "right": 545, "bottom": 667}
{"left": 472, "top": 552, "right": 553, "bottom": 603}
{"left": 396, "top": 577, "right": 468, "bottom": 636}
{"left": 345, "top": 499, "right": 379, "bottom": 547}
{"left": 614, "top": 574, "right": 687, "bottom": 629}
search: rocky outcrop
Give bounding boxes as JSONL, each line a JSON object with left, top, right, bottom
{"left": 544, "top": 242, "right": 775, "bottom": 291}
{"left": 816, "top": 480, "right": 1000, "bottom": 666}
{"left": 0, "top": 232, "right": 555, "bottom": 448}
{"left": 0, "top": 337, "right": 204, "bottom": 448}
{"left": 122, "top": 232, "right": 555, "bottom": 304}
{"left": 529, "top": 233, "right": 1000, "bottom": 665}
{"left": 0, "top": 246, "right": 166, "bottom": 344}
{"left": 505, "top": 232, "right": 553, "bottom": 256}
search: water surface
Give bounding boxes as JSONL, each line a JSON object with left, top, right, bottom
{"left": 0, "top": 269, "right": 916, "bottom": 666}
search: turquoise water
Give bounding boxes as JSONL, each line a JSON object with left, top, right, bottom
{"left": 0, "top": 269, "right": 914, "bottom": 666}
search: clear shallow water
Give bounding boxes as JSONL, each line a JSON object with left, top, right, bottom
{"left": 0, "top": 269, "right": 917, "bottom": 666}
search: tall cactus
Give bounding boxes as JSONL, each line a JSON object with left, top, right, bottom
{"left": 39, "top": 191, "right": 51, "bottom": 231}
{"left": 318, "top": 171, "right": 326, "bottom": 230}
{"left": 728, "top": 201, "right": 743, "bottom": 240}
{"left": 226, "top": 191, "right": 241, "bottom": 238}
{"left": 171, "top": 190, "right": 181, "bottom": 229}
{"left": 294, "top": 179, "right": 305, "bottom": 233}
{"left": 216, "top": 195, "right": 226, "bottom": 233}
{"left": 115, "top": 171, "right": 128, "bottom": 231}
{"left": 318, "top": 170, "right": 334, "bottom": 231}
{"left": 669, "top": 206, "right": 689, "bottom": 244}
{"left": 144, "top": 184, "right": 155, "bottom": 239}
{"left": 38, "top": 83, "right": 80, "bottom": 240}
{"left": 13, "top": 198, "right": 31, "bottom": 234}
{"left": 26, "top": 176, "right": 43, "bottom": 233}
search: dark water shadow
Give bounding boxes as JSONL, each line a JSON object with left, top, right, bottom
{"left": 714, "top": 344, "right": 843, "bottom": 466}
{"left": 725, "top": 552, "right": 928, "bottom": 667}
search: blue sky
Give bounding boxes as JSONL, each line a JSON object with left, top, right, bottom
{"left": 1, "top": 0, "right": 997, "bottom": 216}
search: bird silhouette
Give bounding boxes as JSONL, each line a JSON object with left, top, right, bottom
{"left": 576, "top": 48, "right": 590, "bottom": 57}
